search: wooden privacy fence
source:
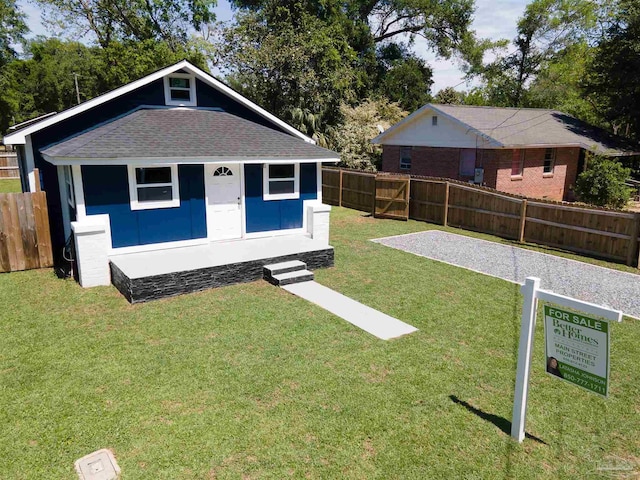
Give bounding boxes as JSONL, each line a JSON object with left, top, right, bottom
{"left": 0, "top": 152, "right": 19, "bottom": 178}
{"left": 374, "top": 174, "right": 410, "bottom": 220}
{"left": 322, "top": 167, "right": 640, "bottom": 267}
{"left": 0, "top": 192, "right": 53, "bottom": 272}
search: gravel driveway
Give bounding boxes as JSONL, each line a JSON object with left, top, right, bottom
{"left": 372, "top": 230, "right": 640, "bottom": 319}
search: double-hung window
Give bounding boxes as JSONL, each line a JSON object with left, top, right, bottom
{"left": 263, "top": 163, "right": 300, "bottom": 200}
{"left": 164, "top": 74, "right": 197, "bottom": 106}
{"left": 399, "top": 147, "right": 412, "bottom": 170}
{"left": 128, "top": 165, "right": 180, "bottom": 210}
{"left": 543, "top": 148, "right": 555, "bottom": 174}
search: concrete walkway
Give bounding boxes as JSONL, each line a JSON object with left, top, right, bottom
{"left": 372, "top": 230, "right": 640, "bottom": 319}
{"left": 283, "top": 281, "right": 418, "bottom": 340}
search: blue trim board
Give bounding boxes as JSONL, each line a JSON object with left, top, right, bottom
{"left": 244, "top": 163, "right": 318, "bottom": 233}
{"left": 82, "top": 164, "right": 206, "bottom": 248}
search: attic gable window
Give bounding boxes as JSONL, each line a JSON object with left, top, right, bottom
{"left": 164, "top": 73, "right": 197, "bottom": 106}
{"left": 432, "top": 115, "right": 438, "bottom": 126}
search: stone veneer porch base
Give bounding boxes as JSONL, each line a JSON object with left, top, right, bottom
{"left": 110, "top": 248, "right": 334, "bottom": 303}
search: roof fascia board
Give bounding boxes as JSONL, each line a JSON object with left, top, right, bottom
{"left": 5, "top": 60, "right": 314, "bottom": 146}
{"left": 499, "top": 143, "right": 638, "bottom": 155}
{"left": 41, "top": 154, "right": 339, "bottom": 166}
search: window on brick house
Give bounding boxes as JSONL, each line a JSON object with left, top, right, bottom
{"left": 459, "top": 150, "right": 476, "bottom": 176}
{"left": 511, "top": 150, "right": 524, "bottom": 176}
{"left": 400, "top": 147, "right": 412, "bottom": 170}
{"left": 543, "top": 148, "right": 555, "bottom": 174}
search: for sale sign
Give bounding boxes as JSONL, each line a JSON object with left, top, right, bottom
{"left": 543, "top": 305, "right": 610, "bottom": 397}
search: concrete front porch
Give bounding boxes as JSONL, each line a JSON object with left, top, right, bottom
{"left": 109, "top": 235, "right": 334, "bottom": 303}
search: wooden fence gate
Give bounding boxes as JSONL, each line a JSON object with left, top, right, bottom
{"left": 0, "top": 192, "right": 53, "bottom": 273}
{"left": 374, "top": 174, "right": 410, "bottom": 220}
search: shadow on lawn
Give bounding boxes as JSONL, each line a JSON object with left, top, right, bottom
{"left": 449, "top": 395, "right": 547, "bottom": 445}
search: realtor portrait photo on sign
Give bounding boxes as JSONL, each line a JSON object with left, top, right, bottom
{"left": 546, "top": 356, "right": 563, "bottom": 378}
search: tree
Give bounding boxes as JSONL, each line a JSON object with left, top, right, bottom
{"left": 222, "top": 0, "right": 487, "bottom": 139}
{"left": 33, "top": 0, "right": 217, "bottom": 50}
{"left": 230, "top": 0, "right": 481, "bottom": 62}
{"left": 0, "top": 0, "right": 27, "bottom": 66}
{"left": 584, "top": 0, "right": 640, "bottom": 140}
{"left": 5, "top": 37, "right": 207, "bottom": 132}
{"left": 0, "top": 0, "right": 28, "bottom": 133}
{"left": 221, "top": 7, "right": 357, "bottom": 136}
{"left": 574, "top": 154, "right": 632, "bottom": 208}
{"left": 434, "top": 86, "right": 465, "bottom": 104}
{"left": 474, "top": 0, "right": 598, "bottom": 107}
{"left": 331, "top": 98, "right": 407, "bottom": 171}
{"left": 375, "top": 43, "right": 433, "bottom": 111}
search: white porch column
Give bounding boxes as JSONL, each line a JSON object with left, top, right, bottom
{"left": 71, "top": 218, "right": 111, "bottom": 287}
{"left": 306, "top": 202, "right": 332, "bottom": 245}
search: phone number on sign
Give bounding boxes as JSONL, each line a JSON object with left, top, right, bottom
{"left": 563, "top": 372, "right": 606, "bottom": 394}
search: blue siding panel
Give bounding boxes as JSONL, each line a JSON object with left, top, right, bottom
{"left": 83, "top": 164, "right": 206, "bottom": 248}
{"left": 196, "top": 80, "right": 291, "bottom": 134}
{"left": 244, "top": 163, "right": 318, "bottom": 233}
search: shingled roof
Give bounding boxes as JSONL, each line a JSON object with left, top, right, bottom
{"left": 374, "top": 104, "right": 640, "bottom": 155}
{"left": 41, "top": 108, "right": 339, "bottom": 162}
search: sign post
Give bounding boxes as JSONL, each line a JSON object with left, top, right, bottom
{"left": 510, "top": 277, "right": 623, "bottom": 443}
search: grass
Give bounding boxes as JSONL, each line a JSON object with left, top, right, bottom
{"left": 0, "top": 207, "right": 638, "bottom": 479}
{"left": 0, "top": 178, "right": 21, "bottom": 193}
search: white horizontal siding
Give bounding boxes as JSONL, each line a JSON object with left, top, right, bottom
{"left": 378, "top": 107, "right": 485, "bottom": 149}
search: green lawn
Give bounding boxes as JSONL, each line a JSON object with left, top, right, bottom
{"left": 0, "top": 178, "right": 21, "bottom": 193}
{"left": 1, "top": 207, "right": 638, "bottom": 479}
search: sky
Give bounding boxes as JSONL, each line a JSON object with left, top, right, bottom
{"left": 17, "top": 0, "right": 527, "bottom": 93}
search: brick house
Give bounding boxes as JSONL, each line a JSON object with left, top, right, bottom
{"left": 374, "top": 104, "right": 639, "bottom": 201}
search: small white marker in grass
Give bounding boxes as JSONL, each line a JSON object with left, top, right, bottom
{"left": 75, "top": 449, "right": 120, "bottom": 480}
{"left": 511, "top": 277, "right": 622, "bottom": 443}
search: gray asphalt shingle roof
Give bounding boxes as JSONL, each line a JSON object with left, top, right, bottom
{"left": 433, "top": 105, "right": 639, "bottom": 154}
{"left": 41, "top": 108, "right": 339, "bottom": 160}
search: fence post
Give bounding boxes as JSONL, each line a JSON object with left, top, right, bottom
{"left": 443, "top": 181, "right": 450, "bottom": 227}
{"left": 518, "top": 199, "right": 528, "bottom": 243}
{"left": 371, "top": 174, "right": 377, "bottom": 216}
{"left": 338, "top": 168, "right": 343, "bottom": 207}
{"left": 629, "top": 213, "right": 640, "bottom": 268}
{"left": 33, "top": 168, "right": 41, "bottom": 192}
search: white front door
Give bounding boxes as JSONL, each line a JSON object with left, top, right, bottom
{"left": 205, "top": 164, "right": 242, "bottom": 241}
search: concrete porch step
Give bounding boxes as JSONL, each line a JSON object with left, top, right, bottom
{"left": 267, "top": 269, "right": 315, "bottom": 286}
{"left": 263, "top": 260, "right": 307, "bottom": 277}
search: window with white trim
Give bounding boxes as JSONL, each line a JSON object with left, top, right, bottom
{"left": 63, "top": 165, "right": 75, "bottom": 208}
{"left": 128, "top": 165, "right": 180, "bottom": 210}
{"left": 263, "top": 163, "right": 300, "bottom": 200}
{"left": 543, "top": 148, "right": 555, "bottom": 174}
{"left": 399, "top": 147, "right": 412, "bottom": 170}
{"left": 163, "top": 74, "right": 197, "bottom": 106}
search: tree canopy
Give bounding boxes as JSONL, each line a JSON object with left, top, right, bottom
{"left": 584, "top": 0, "right": 640, "bottom": 140}
{"left": 33, "top": 0, "right": 217, "bottom": 50}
